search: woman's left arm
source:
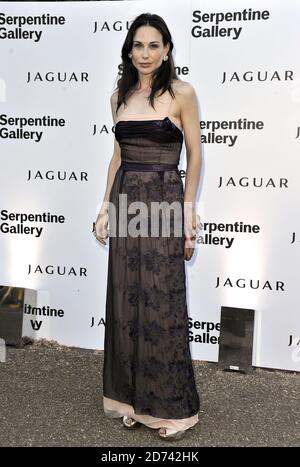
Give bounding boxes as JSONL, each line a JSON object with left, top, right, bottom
{"left": 179, "top": 82, "right": 202, "bottom": 252}
{"left": 180, "top": 81, "right": 202, "bottom": 210}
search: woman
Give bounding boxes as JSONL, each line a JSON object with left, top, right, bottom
{"left": 93, "top": 13, "right": 202, "bottom": 440}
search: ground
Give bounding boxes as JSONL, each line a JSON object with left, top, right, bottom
{"left": 0, "top": 339, "right": 299, "bottom": 447}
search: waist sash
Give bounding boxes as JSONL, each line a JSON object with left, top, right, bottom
{"left": 120, "top": 161, "right": 178, "bottom": 172}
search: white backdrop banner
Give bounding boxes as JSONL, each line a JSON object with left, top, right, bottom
{"left": 0, "top": 0, "right": 299, "bottom": 371}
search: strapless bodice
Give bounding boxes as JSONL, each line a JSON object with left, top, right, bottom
{"left": 114, "top": 116, "right": 183, "bottom": 166}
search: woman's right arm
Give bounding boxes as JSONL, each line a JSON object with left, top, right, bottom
{"left": 98, "top": 91, "right": 121, "bottom": 215}
{"left": 94, "top": 91, "right": 121, "bottom": 244}
{"left": 99, "top": 91, "right": 121, "bottom": 214}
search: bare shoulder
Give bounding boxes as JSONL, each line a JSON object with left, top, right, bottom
{"left": 172, "top": 79, "right": 196, "bottom": 100}
{"left": 110, "top": 90, "right": 118, "bottom": 107}
{"left": 110, "top": 90, "right": 119, "bottom": 122}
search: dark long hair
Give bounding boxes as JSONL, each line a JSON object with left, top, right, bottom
{"left": 114, "top": 13, "right": 179, "bottom": 114}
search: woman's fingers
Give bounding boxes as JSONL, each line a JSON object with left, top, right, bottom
{"left": 97, "top": 227, "right": 109, "bottom": 244}
{"left": 184, "top": 232, "right": 196, "bottom": 260}
{"left": 184, "top": 246, "right": 194, "bottom": 261}
{"left": 93, "top": 213, "right": 109, "bottom": 245}
{"left": 96, "top": 232, "right": 108, "bottom": 245}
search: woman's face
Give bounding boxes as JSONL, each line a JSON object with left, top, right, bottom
{"left": 130, "top": 25, "right": 169, "bottom": 78}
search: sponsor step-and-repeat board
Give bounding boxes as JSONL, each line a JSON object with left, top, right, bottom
{"left": 0, "top": 0, "right": 299, "bottom": 371}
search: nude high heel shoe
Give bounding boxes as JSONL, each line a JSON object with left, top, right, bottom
{"left": 122, "top": 415, "right": 141, "bottom": 429}
{"left": 158, "top": 427, "right": 186, "bottom": 440}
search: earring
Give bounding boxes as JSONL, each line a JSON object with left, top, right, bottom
{"left": 128, "top": 53, "right": 132, "bottom": 58}
{"left": 163, "top": 55, "right": 168, "bottom": 61}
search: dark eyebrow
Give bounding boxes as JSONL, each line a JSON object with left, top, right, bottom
{"left": 133, "top": 40, "right": 160, "bottom": 44}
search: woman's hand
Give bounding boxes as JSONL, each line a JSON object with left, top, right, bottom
{"left": 93, "top": 209, "right": 109, "bottom": 245}
{"left": 184, "top": 207, "right": 200, "bottom": 261}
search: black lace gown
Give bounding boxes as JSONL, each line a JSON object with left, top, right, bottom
{"left": 102, "top": 109, "right": 200, "bottom": 432}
